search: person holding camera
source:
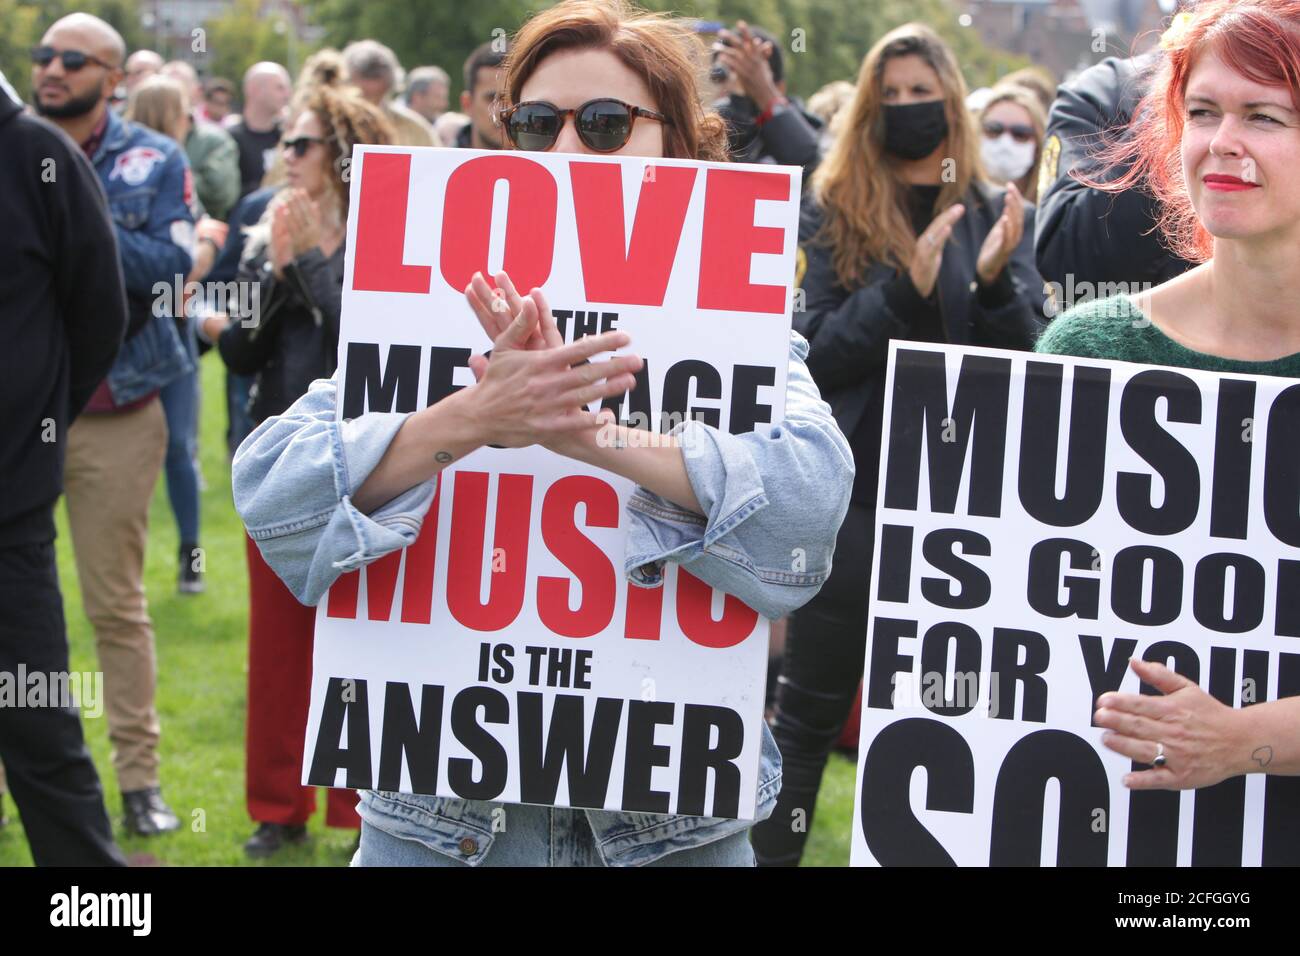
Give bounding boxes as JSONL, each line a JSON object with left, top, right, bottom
{"left": 708, "top": 20, "right": 822, "bottom": 181}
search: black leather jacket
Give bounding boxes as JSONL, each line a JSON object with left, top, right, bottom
{"left": 725, "top": 96, "right": 824, "bottom": 187}
{"left": 796, "top": 182, "right": 1048, "bottom": 505}
{"left": 218, "top": 241, "right": 344, "bottom": 425}
{"left": 1034, "top": 53, "right": 1194, "bottom": 290}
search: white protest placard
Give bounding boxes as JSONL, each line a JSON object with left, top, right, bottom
{"left": 302, "top": 146, "right": 802, "bottom": 820}
{"left": 851, "top": 341, "right": 1300, "bottom": 865}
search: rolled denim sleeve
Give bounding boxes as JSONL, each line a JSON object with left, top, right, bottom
{"left": 114, "top": 145, "right": 194, "bottom": 298}
{"left": 623, "top": 330, "right": 854, "bottom": 619}
{"left": 232, "top": 375, "right": 437, "bottom": 606}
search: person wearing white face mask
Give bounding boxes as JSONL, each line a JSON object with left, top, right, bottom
{"left": 978, "top": 85, "right": 1046, "bottom": 202}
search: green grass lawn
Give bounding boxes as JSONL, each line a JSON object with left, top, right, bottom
{"left": 0, "top": 352, "right": 856, "bottom": 867}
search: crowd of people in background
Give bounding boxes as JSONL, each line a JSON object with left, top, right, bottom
{"left": 2, "top": 0, "right": 1299, "bottom": 868}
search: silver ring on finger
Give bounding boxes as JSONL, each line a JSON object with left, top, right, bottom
{"left": 1153, "top": 742, "right": 1168, "bottom": 768}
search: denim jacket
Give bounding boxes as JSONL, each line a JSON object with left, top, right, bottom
{"left": 93, "top": 109, "right": 195, "bottom": 404}
{"left": 232, "top": 330, "right": 854, "bottom": 865}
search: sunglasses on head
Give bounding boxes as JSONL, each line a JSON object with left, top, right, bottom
{"left": 982, "top": 120, "right": 1036, "bottom": 143}
{"left": 282, "top": 136, "right": 325, "bottom": 158}
{"left": 30, "top": 46, "right": 115, "bottom": 72}
{"left": 500, "top": 98, "right": 672, "bottom": 153}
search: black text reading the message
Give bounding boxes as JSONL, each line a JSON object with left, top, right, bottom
{"left": 305, "top": 642, "right": 747, "bottom": 818}
{"left": 339, "top": 309, "right": 777, "bottom": 435}
{"left": 858, "top": 348, "right": 1300, "bottom": 866}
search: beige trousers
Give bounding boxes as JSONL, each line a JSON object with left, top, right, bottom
{"left": 63, "top": 398, "right": 167, "bottom": 793}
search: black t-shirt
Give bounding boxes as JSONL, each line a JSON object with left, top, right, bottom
{"left": 904, "top": 183, "right": 943, "bottom": 235}
{"left": 229, "top": 119, "right": 281, "bottom": 200}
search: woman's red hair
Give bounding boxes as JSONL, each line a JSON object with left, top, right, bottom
{"left": 1092, "top": 0, "right": 1300, "bottom": 262}
{"left": 500, "top": 0, "right": 728, "bottom": 163}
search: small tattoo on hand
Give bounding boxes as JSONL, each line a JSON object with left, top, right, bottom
{"left": 1252, "top": 745, "right": 1274, "bottom": 769}
{"left": 435, "top": 451, "right": 453, "bottom": 464}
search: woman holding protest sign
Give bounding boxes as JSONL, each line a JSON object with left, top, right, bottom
{"left": 231, "top": 0, "right": 852, "bottom": 866}
{"left": 207, "top": 78, "right": 398, "bottom": 857}
{"left": 751, "top": 22, "right": 1047, "bottom": 866}
{"left": 1034, "top": 0, "right": 1300, "bottom": 791}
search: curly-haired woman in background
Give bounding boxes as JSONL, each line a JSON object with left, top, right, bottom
{"left": 203, "top": 81, "right": 397, "bottom": 857}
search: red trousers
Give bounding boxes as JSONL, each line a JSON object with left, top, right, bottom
{"left": 245, "top": 536, "right": 359, "bottom": 829}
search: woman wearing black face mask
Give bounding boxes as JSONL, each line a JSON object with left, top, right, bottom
{"left": 750, "top": 22, "right": 1047, "bottom": 867}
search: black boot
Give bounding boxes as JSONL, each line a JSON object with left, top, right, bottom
{"left": 122, "top": 787, "right": 181, "bottom": 836}
{"left": 751, "top": 675, "right": 856, "bottom": 867}
{"left": 178, "top": 542, "right": 204, "bottom": 594}
{"left": 244, "top": 822, "right": 309, "bottom": 858}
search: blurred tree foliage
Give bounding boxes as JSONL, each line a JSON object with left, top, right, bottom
{"left": 0, "top": 0, "right": 1029, "bottom": 109}
{"left": 301, "top": 0, "right": 1030, "bottom": 102}
{"left": 0, "top": 0, "right": 144, "bottom": 102}
{"left": 202, "top": 0, "right": 299, "bottom": 88}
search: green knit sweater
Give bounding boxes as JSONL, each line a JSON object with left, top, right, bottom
{"left": 1034, "top": 295, "right": 1300, "bottom": 377}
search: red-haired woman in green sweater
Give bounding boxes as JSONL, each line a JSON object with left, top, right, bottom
{"left": 1036, "top": 0, "right": 1300, "bottom": 790}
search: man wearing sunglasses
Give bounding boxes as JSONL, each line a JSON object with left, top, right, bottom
{"left": 31, "top": 13, "right": 196, "bottom": 841}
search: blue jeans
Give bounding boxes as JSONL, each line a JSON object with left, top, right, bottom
{"left": 159, "top": 321, "right": 200, "bottom": 545}
{"left": 352, "top": 803, "right": 756, "bottom": 867}
{"left": 226, "top": 371, "right": 256, "bottom": 459}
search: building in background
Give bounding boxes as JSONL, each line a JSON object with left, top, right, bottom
{"left": 961, "top": 0, "right": 1176, "bottom": 82}
{"left": 140, "top": 0, "right": 323, "bottom": 78}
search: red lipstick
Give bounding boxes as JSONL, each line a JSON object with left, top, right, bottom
{"left": 1204, "top": 174, "right": 1260, "bottom": 192}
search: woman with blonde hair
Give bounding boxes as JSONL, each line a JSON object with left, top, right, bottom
{"left": 125, "top": 73, "right": 189, "bottom": 145}
{"left": 125, "top": 74, "right": 226, "bottom": 594}
{"left": 978, "top": 83, "right": 1047, "bottom": 202}
{"left": 751, "top": 22, "right": 1047, "bottom": 866}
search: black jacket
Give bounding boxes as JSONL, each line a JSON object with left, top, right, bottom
{"left": 0, "top": 82, "right": 129, "bottom": 546}
{"left": 198, "top": 185, "right": 277, "bottom": 358}
{"left": 217, "top": 240, "right": 344, "bottom": 425}
{"left": 727, "top": 97, "right": 823, "bottom": 187}
{"left": 1034, "top": 53, "right": 1195, "bottom": 291}
{"left": 796, "top": 183, "right": 1047, "bottom": 506}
